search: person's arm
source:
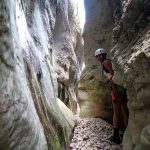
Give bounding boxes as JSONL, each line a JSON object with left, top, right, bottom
{"left": 102, "top": 60, "right": 114, "bottom": 81}
{"left": 103, "top": 60, "right": 118, "bottom": 99}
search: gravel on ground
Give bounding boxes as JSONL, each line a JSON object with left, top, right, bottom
{"left": 70, "top": 116, "right": 122, "bottom": 150}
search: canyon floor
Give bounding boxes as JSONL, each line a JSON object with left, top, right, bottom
{"left": 70, "top": 116, "right": 123, "bottom": 150}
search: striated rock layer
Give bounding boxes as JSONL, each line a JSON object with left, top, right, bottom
{"left": 0, "top": 0, "right": 83, "bottom": 149}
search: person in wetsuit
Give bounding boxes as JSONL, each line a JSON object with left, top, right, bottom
{"left": 95, "top": 48, "right": 129, "bottom": 144}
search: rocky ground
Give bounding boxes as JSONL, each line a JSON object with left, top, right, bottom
{"left": 70, "top": 116, "right": 122, "bottom": 150}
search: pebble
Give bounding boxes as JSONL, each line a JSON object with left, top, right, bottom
{"left": 70, "top": 116, "right": 122, "bottom": 150}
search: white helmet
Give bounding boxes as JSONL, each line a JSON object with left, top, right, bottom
{"left": 95, "top": 48, "right": 107, "bottom": 56}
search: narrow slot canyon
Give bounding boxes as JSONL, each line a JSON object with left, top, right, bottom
{"left": 0, "top": 0, "right": 150, "bottom": 150}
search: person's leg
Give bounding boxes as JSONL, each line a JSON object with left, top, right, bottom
{"left": 121, "top": 97, "right": 129, "bottom": 128}
{"left": 113, "top": 100, "right": 121, "bottom": 128}
{"left": 109, "top": 99, "right": 121, "bottom": 144}
{"left": 111, "top": 86, "right": 121, "bottom": 128}
{"left": 116, "top": 85, "right": 129, "bottom": 128}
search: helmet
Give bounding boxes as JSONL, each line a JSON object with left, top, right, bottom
{"left": 95, "top": 48, "right": 107, "bottom": 56}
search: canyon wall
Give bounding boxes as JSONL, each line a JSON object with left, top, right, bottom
{"left": 0, "top": 0, "right": 83, "bottom": 149}
{"left": 81, "top": 0, "right": 150, "bottom": 149}
{"left": 78, "top": 0, "right": 116, "bottom": 120}
{"left": 112, "top": 0, "right": 150, "bottom": 149}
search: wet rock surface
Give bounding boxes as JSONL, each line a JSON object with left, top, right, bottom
{"left": 70, "top": 116, "right": 122, "bottom": 150}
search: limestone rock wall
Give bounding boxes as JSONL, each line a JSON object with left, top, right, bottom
{"left": 81, "top": 0, "right": 150, "bottom": 149}
{"left": 0, "top": 0, "right": 83, "bottom": 149}
{"left": 79, "top": 0, "right": 116, "bottom": 120}
{"left": 112, "top": 0, "right": 150, "bottom": 149}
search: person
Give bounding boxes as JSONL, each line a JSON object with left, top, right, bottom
{"left": 95, "top": 48, "right": 129, "bottom": 144}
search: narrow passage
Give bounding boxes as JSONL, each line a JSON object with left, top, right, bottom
{"left": 70, "top": 116, "right": 122, "bottom": 150}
